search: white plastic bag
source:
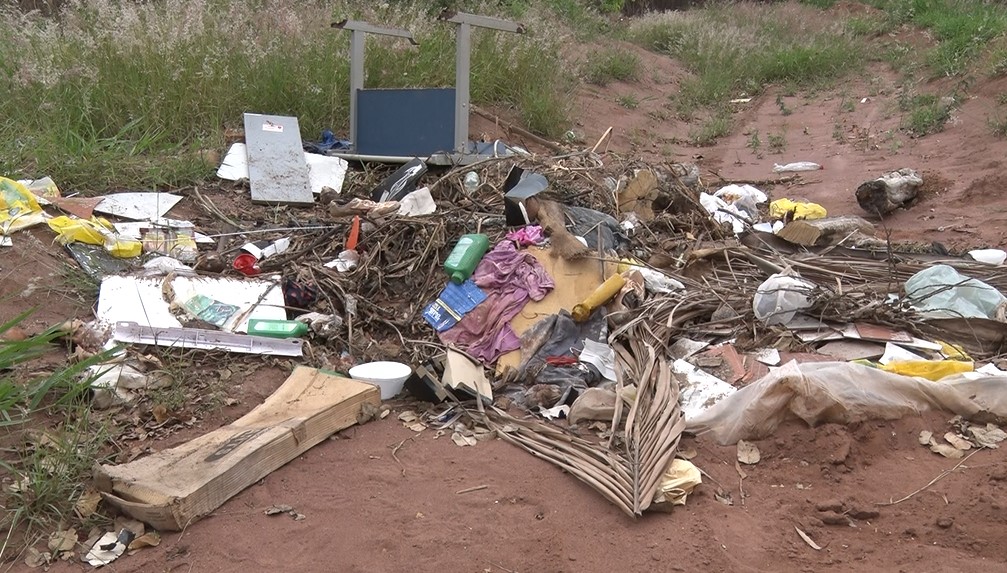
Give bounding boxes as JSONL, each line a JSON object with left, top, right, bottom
{"left": 752, "top": 273, "right": 815, "bottom": 325}
{"left": 686, "top": 361, "right": 1007, "bottom": 445}
{"left": 904, "top": 264, "right": 1006, "bottom": 319}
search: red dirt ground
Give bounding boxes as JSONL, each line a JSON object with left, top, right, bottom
{"left": 5, "top": 8, "right": 1007, "bottom": 573}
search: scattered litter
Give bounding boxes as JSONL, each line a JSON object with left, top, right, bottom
{"left": 904, "top": 264, "right": 1006, "bottom": 319}
{"left": 969, "top": 249, "right": 1006, "bottom": 266}
{"left": 95, "top": 368, "right": 379, "bottom": 530}
{"left": 397, "top": 187, "right": 436, "bottom": 217}
{"left": 856, "top": 168, "right": 922, "bottom": 215}
{"left": 769, "top": 198, "right": 827, "bottom": 220}
{"left": 451, "top": 432, "right": 477, "bottom": 447}
{"left": 943, "top": 432, "right": 972, "bottom": 451}
{"left": 84, "top": 529, "right": 135, "bottom": 567}
{"left": 773, "top": 162, "right": 822, "bottom": 173}
{"left": 795, "top": 526, "right": 823, "bottom": 550}
{"left": 752, "top": 273, "right": 814, "bottom": 325}
{"left": 94, "top": 192, "right": 183, "bottom": 221}
{"left": 97, "top": 275, "right": 287, "bottom": 333}
{"left": 672, "top": 359, "right": 736, "bottom": 419}
{"left": 651, "top": 459, "right": 702, "bottom": 509}
{"left": 736, "top": 440, "right": 761, "bottom": 465}
{"left": 244, "top": 113, "right": 314, "bottom": 206}
{"left": 324, "top": 249, "right": 360, "bottom": 272}
{"left": 968, "top": 424, "right": 1007, "bottom": 448}
{"left": 218, "top": 142, "right": 349, "bottom": 195}
{"left": 755, "top": 348, "right": 781, "bottom": 366}
{"left": 568, "top": 388, "right": 617, "bottom": 426}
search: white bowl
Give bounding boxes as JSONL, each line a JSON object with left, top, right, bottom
{"left": 348, "top": 361, "right": 412, "bottom": 400}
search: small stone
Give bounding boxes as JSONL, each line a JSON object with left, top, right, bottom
{"left": 937, "top": 517, "right": 953, "bottom": 529}
{"left": 850, "top": 509, "right": 880, "bottom": 520}
{"left": 815, "top": 500, "right": 845, "bottom": 513}
{"left": 820, "top": 511, "right": 850, "bottom": 526}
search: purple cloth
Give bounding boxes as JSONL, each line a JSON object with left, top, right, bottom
{"left": 439, "top": 241, "right": 554, "bottom": 363}
{"left": 505, "top": 225, "right": 545, "bottom": 246}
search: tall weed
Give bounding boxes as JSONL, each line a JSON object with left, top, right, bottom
{"left": 0, "top": 0, "right": 573, "bottom": 190}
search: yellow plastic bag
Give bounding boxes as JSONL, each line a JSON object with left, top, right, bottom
{"left": 881, "top": 360, "right": 974, "bottom": 381}
{"left": 47, "top": 215, "right": 142, "bottom": 258}
{"left": 769, "top": 198, "right": 827, "bottom": 221}
{"left": 0, "top": 177, "right": 46, "bottom": 233}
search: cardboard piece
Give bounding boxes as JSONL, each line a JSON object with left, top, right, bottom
{"left": 49, "top": 196, "right": 103, "bottom": 220}
{"left": 94, "top": 192, "right": 183, "bottom": 221}
{"left": 496, "top": 247, "right": 608, "bottom": 373}
{"left": 618, "top": 170, "right": 659, "bottom": 221}
{"left": 217, "top": 143, "right": 349, "bottom": 195}
{"left": 96, "top": 275, "right": 287, "bottom": 333}
{"left": 444, "top": 350, "right": 492, "bottom": 400}
{"left": 94, "top": 367, "right": 380, "bottom": 531}
{"left": 817, "top": 340, "right": 886, "bottom": 361}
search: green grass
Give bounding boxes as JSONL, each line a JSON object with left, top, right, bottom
{"left": 863, "top": 0, "right": 1007, "bottom": 76}
{"left": 581, "top": 47, "right": 641, "bottom": 86}
{"left": 617, "top": 94, "right": 640, "bottom": 109}
{"left": 0, "top": 0, "right": 576, "bottom": 191}
{"left": 629, "top": 4, "right": 864, "bottom": 110}
{"left": 899, "top": 92, "right": 953, "bottom": 136}
{"left": 991, "top": 113, "right": 1007, "bottom": 138}
{"left": 0, "top": 312, "right": 115, "bottom": 550}
{"left": 689, "top": 112, "right": 731, "bottom": 146}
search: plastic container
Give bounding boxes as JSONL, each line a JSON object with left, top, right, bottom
{"left": 247, "top": 319, "right": 308, "bottom": 339}
{"left": 348, "top": 361, "right": 412, "bottom": 400}
{"left": 444, "top": 233, "right": 490, "bottom": 284}
{"left": 233, "top": 253, "right": 261, "bottom": 276}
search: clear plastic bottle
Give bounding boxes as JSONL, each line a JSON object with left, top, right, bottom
{"left": 444, "top": 234, "right": 490, "bottom": 284}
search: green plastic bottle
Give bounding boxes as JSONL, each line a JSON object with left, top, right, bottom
{"left": 444, "top": 233, "right": 490, "bottom": 284}
{"left": 247, "top": 319, "right": 309, "bottom": 339}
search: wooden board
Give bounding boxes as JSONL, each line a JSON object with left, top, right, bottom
{"left": 94, "top": 367, "right": 380, "bottom": 531}
{"left": 496, "top": 247, "right": 609, "bottom": 373}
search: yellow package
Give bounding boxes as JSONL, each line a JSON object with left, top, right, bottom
{"left": 881, "top": 360, "right": 974, "bottom": 381}
{"left": 0, "top": 177, "right": 46, "bottom": 233}
{"left": 48, "top": 215, "right": 111, "bottom": 245}
{"left": 938, "top": 340, "right": 971, "bottom": 362}
{"left": 769, "top": 198, "right": 827, "bottom": 221}
{"left": 47, "top": 215, "right": 142, "bottom": 258}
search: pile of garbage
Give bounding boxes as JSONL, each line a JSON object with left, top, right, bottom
{"left": 7, "top": 117, "right": 1007, "bottom": 540}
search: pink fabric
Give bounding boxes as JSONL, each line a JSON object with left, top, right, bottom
{"left": 439, "top": 242, "right": 554, "bottom": 363}
{"left": 505, "top": 225, "right": 545, "bottom": 246}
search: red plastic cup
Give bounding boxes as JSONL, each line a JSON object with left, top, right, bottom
{"left": 233, "top": 253, "right": 261, "bottom": 276}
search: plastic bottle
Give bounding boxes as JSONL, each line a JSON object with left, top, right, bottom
{"left": 463, "top": 172, "right": 480, "bottom": 194}
{"left": 444, "top": 233, "right": 490, "bottom": 284}
{"left": 247, "top": 319, "right": 309, "bottom": 339}
{"left": 772, "top": 162, "right": 822, "bottom": 173}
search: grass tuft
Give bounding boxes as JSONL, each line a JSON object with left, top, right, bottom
{"left": 899, "top": 92, "right": 954, "bottom": 136}
{"left": 582, "top": 47, "right": 642, "bottom": 86}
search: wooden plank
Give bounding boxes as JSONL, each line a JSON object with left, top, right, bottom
{"left": 94, "top": 367, "right": 380, "bottom": 531}
{"left": 243, "top": 113, "right": 314, "bottom": 206}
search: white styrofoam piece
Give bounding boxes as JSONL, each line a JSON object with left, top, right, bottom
{"left": 755, "top": 348, "right": 781, "bottom": 366}
{"left": 95, "top": 192, "right": 183, "bottom": 221}
{"left": 217, "top": 142, "right": 349, "bottom": 195}
{"left": 673, "top": 359, "right": 737, "bottom": 419}
{"left": 878, "top": 342, "right": 926, "bottom": 365}
{"left": 97, "top": 275, "right": 286, "bottom": 333}
{"left": 113, "top": 218, "right": 214, "bottom": 244}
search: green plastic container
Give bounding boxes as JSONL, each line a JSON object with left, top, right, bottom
{"left": 247, "top": 319, "right": 308, "bottom": 339}
{"left": 444, "top": 233, "right": 490, "bottom": 284}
